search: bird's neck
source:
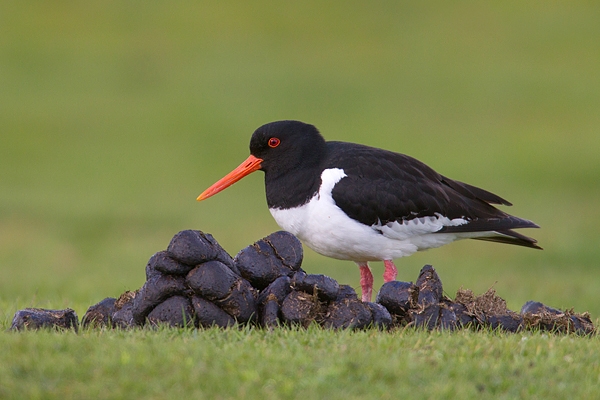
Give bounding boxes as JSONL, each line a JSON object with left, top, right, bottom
{"left": 264, "top": 165, "right": 323, "bottom": 210}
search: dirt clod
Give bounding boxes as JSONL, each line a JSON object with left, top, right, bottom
{"left": 521, "top": 301, "right": 595, "bottom": 335}
{"left": 10, "top": 308, "right": 78, "bottom": 331}
{"left": 186, "top": 261, "right": 240, "bottom": 301}
{"left": 281, "top": 290, "right": 322, "bottom": 327}
{"left": 376, "top": 281, "right": 418, "bottom": 318}
{"left": 167, "top": 230, "right": 237, "bottom": 274}
{"left": 82, "top": 297, "right": 116, "bottom": 328}
{"left": 261, "top": 297, "right": 281, "bottom": 328}
{"left": 258, "top": 276, "right": 292, "bottom": 306}
{"left": 132, "top": 275, "right": 187, "bottom": 325}
{"left": 291, "top": 271, "right": 340, "bottom": 302}
{"left": 322, "top": 297, "right": 373, "bottom": 329}
{"left": 147, "top": 251, "right": 194, "bottom": 278}
{"left": 234, "top": 231, "right": 303, "bottom": 290}
{"left": 411, "top": 265, "right": 444, "bottom": 329}
{"left": 365, "top": 302, "right": 393, "bottom": 329}
{"left": 192, "top": 295, "right": 236, "bottom": 328}
{"left": 147, "top": 295, "right": 195, "bottom": 328}
{"left": 214, "top": 279, "right": 258, "bottom": 323}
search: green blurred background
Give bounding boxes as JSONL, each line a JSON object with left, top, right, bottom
{"left": 1, "top": 1, "right": 599, "bottom": 322}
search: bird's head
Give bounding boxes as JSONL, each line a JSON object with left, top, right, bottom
{"left": 197, "top": 120, "right": 326, "bottom": 202}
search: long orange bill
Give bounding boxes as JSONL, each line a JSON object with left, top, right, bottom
{"left": 197, "top": 155, "right": 263, "bottom": 201}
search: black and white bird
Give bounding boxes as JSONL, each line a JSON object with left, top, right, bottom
{"left": 197, "top": 120, "right": 541, "bottom": 302}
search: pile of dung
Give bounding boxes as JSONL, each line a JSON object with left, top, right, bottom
{"left": 9, "top": 230, "right": 596, "bottom": 335}
{"left": 79, "top": 229, "right": 391, "bottom": 330}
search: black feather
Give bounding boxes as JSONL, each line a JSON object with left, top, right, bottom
{"left": 472, "top": 230, "right": 542, "bottom": 250}
{"left": 328, "top": 142, "right": 516, "bottom": 227}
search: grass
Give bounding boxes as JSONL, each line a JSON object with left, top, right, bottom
{"left": 1, "top": 326, "right": 599, "bottom": 399}
{"left": 1, "top": 1, "right": 600, "bottom": 398}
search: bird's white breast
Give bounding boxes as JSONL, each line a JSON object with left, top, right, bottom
{"left": 269, "top": 168, "right": 481, "bottom": 262}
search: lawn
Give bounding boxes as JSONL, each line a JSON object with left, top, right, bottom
{"left": 1, "top": 1, "right": 599, "bottom": 398}
{"left": 1, "top": 327, "right": 599, "bottom": 399}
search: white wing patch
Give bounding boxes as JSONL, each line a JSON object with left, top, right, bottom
{"left": 373, "top": 213, "right": 469, "bottom": 240}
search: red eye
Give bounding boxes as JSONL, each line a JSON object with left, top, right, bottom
{"left": 268, "top": 137, "right": 280, "bottom": 148}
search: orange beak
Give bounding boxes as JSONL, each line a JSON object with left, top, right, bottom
{"left": 197, "top": 155, "right": 263, "bottom": 201}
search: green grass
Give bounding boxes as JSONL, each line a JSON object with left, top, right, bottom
{"left": 1, "top": 1, "right": 600, "bottom": 398}
{"left": 1, "top": 326, "right": 599, "bottom": 399}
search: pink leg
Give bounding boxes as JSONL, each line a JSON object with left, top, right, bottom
{"left": 357, "top": 262, "right": 373, "bottom": 302}
{"left": 383, "top": 259, "right": 398, "bottom": 282}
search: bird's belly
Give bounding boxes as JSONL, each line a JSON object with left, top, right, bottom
{"left": 269, "top": 167, "right": 475, "bottom": 262}
{"left": 269, "top": 195, "right": 456, "bottom": 262}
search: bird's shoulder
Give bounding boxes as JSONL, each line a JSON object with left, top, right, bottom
{"left": 325, "top": 141, "right": 438, "bottom": 182}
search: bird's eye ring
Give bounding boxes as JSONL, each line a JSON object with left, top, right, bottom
{"left": 268, "top": 137, "right": 281, "bottom": 148}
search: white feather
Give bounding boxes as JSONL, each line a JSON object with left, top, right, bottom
{"left": 269, "top": 168, "right": 493, "bottom": 262}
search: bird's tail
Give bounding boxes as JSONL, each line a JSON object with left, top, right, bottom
{"left": 438, "top": 215, "right": 542, "bottom": 250}
{"left": 472, "top": 229, "right": 542, "bottom": 250}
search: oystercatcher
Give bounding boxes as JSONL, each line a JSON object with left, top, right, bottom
{"left": 198, "top": 120, "right": 541, "bottom": 302}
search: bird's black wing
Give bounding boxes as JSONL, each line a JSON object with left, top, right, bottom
{"left": 327, "top": 142, "right": 540, "bottom": 248}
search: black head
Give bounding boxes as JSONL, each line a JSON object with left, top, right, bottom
{"left": 250, "top": 120, "right": 327, "bottom": 178}
{"left": 198, "top": 120, "right": 326, "bottom": 207}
